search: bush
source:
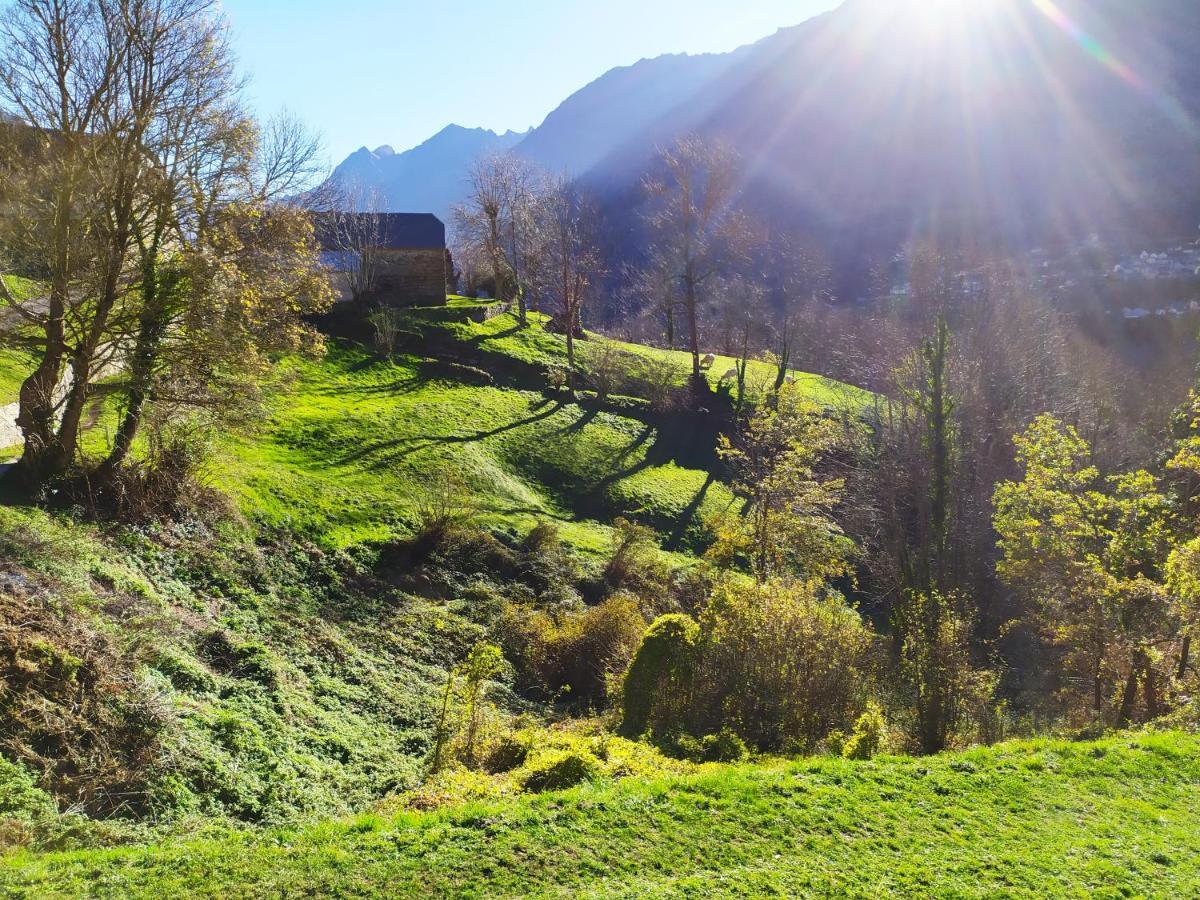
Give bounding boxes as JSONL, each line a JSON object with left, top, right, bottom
{"left": 700, "top": 728, "right": 749, "bottom": 763}
{"left": 516, "top": 522, "right": 582, "bottom": 606}
{"left": 367, "top": 307, "right": 402, "bottom": 356}
{"left": 84, "top": 435, "right": 227, "bottom": 526}
{"left": 521, "top": 751, "right": 602, "bottom": 793}
{"left": 508, "top": 594, "right": 646, "bottom": 709}
{"left": 484, "top": 732, "right": 532, "bottom": 774}
{"left": 694, "top": 578, "right": 874, "bottom": 752}
{"left": 601, "top": 518, "right": 672, "bottom": 606}
{"left": 843, "top": 702, "right": 887, "bottom": 761}
{"left": 620, "top": 613, "right": 699, "bottom": 738}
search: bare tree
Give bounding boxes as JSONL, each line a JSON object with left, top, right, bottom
{"left": 532, "top": 174, "right": 603, "bottom": 396}
{"left": 454, "top": 153, "right": 539, "bottom": 325}
{"left": 643, "top": 135, "right": 749, "bottom": 383}
{"left": 711, "top": 276, "right": 768, "bottom": 414}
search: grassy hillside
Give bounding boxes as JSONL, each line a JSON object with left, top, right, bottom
{"left": 424, "top": 305, "right": 871, "bottom": 408}
{"left": 0, "top": 315, "right": 869, "bottom": 842}
{"left": 218, "top": 342, "right": 737, "bottom": 553}
{"left": 4, "top": 731, "right": 1197, "bottom": 898}
{"left": 215, "top": 306, "right": 870, "bottom": 554}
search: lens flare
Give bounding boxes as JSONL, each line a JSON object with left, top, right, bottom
{"left": 1027, "top": 0, "right": 1143, "bottom": 89}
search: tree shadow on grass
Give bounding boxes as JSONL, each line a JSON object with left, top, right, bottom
{"left": 337, "top": 398, "right": 568, "bottom": 470}
{"left": 665, "top": 472, "right": 718, "bottom": 552}
{"left": 321, "top": 371, "right": 433, "bottom": 398}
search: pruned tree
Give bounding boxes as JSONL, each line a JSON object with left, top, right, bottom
{"left": 453, "top": 152, "right": 539, "bottom": 324}
{"left": 642, "top": 135, "right": 750, "bottom": 383}
{"left": 531, "top": 174, "right": 603, "bottom": 396}
{"left": 319, "top": 186, "right": 388, "bottom": 307}
{"left": 711, "top": 275, "right": 768, "bottom": 414}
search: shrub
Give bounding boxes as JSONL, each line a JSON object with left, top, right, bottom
{"left": 516, "top": 522, "right": 582, "bottom": 605}
{"left": 694, "top": 578, "right": 874, "bottom": 752}
{"left": 150, "top": 649, "right": 217, "bottom": 694}
{"left": 510, "top": 594, "right": 646, "bottom": 709}
{"left": 367, "top": 307, "right": 402, "bottom": 356}
{"left": 620, "top": 613, "right": 699, "bottom": 738}
{"left": 414, "top": 470, "right": 477, "bottom": 543}
{"left": 843, "top": 702, "right": 887, "bottom": 761}
{"left": 521, "top": 751, "right": 601, "bottom": 793}
{"left": 484, "top": 732, "right": 532, "bottom": 774}
{"left": 700, "top": 728, "right": 749, "bottom": 763}
{"left": 83, "top": 434, "right": 227, "bottom": 526}
{"left": 601, "top": 518, "right": 672, "bottom": 605}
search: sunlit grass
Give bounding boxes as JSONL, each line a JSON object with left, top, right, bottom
{"left": 4, "top": 731, "right": 1197, "bottom": 898}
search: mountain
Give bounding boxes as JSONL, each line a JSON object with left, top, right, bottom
{"left": 325, "top": 0, "right": 1200, "bottom": 272}
{"left": 562, "top": 0, "right": 1200, "bottom": 271}
{"left": 680, "top": 0, "right": 1200, "bottom": 259}
{"left": 511, "top": 48, "right": 742, "bottom": 176}
{"left": 320, "top": 124, "right": 527, "bottom": 221}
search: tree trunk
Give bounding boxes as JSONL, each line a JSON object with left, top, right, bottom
{"left": 1117, "top": 660, "right": 1139, "bottom": 725}
{"left": 685, "top": 272, "right": 700, "bottom": 380}
{"left": 9, "top": 178, "right": 75, "bottom": 489}
{"left": 96, "top": 250, "right": 165, "bottom": 479}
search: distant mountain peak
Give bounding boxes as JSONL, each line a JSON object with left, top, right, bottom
{"left": 319, "top": 124, "right": 527, "bottom": 220}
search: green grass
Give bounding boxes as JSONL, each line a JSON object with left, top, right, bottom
{"left": 4, "top": 731, "right": 1197, "bottom": 898}
{"left": 420, "top": 310, "right": 872, "bottom": 409}
{"left": 220, "top": 342, "right": 738, "bottom": 552}
{"left": 0, "top": 348, "right": 33, "bottom": 406}
{"left": 0, "top": 276, "right": 42, "bottom": 405}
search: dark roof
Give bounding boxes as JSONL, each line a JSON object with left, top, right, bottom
{"left": 311, "top": 212, "right": 445, "bottom": 251}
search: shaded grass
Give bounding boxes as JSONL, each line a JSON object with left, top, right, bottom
{"left": 4, "top": 731, "right": 1197, "bottom": 898}
{"left": 0, "top": 276, "right": 42, "bottom": 405}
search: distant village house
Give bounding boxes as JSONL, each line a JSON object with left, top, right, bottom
{"left": 314, "top": 212, "right": 448, "bottom": 307}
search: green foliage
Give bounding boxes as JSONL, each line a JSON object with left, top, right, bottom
{"left": 677, "top": 728, "right": 749, "bottom": 763}
{"left": 623, "top": 579, "right": 874, "bottom": 753}
{"left": 708, "top": 383, "right": 853, "bottom": 583}
{"left": 694, "top": 578, "right": 874, "bottom": 751}
{"left": 842, "top": 702, "right": 887, "bottom": 760}
{"left": 620, "top": 613, "right": 699, "bottom": 738}
{"left": 520, "top": 751, "right": 602, "bottom": 792}
{"left": 505, "top": 593, "right": 647, "bottom": 708}
{"left": 0, "top": 756, "right": 57, "bottom": 824}
{"left": 894, "top": 590, "right": 992, "bottom": 754}
{"left": 994, "top": 415, "right": 1179, "bottom": 724}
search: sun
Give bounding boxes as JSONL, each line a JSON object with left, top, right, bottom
{"left": 909, "top": 0, "right": 974, "bottom": 37}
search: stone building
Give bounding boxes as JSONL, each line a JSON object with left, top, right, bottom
{"left": 314, "top": 212, "right": 448, "bottom": 307}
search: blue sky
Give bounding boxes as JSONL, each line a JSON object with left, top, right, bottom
{"left": 218, "top": 0, "right": 839, "bottom": 165}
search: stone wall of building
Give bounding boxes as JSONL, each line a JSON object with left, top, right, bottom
{"left": 376, "top": 248, "right": 446, "bottom": 306}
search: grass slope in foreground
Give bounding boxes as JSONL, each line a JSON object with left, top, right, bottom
{"left": 3, "top": 731, "right": 1197, "bottom": 898}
